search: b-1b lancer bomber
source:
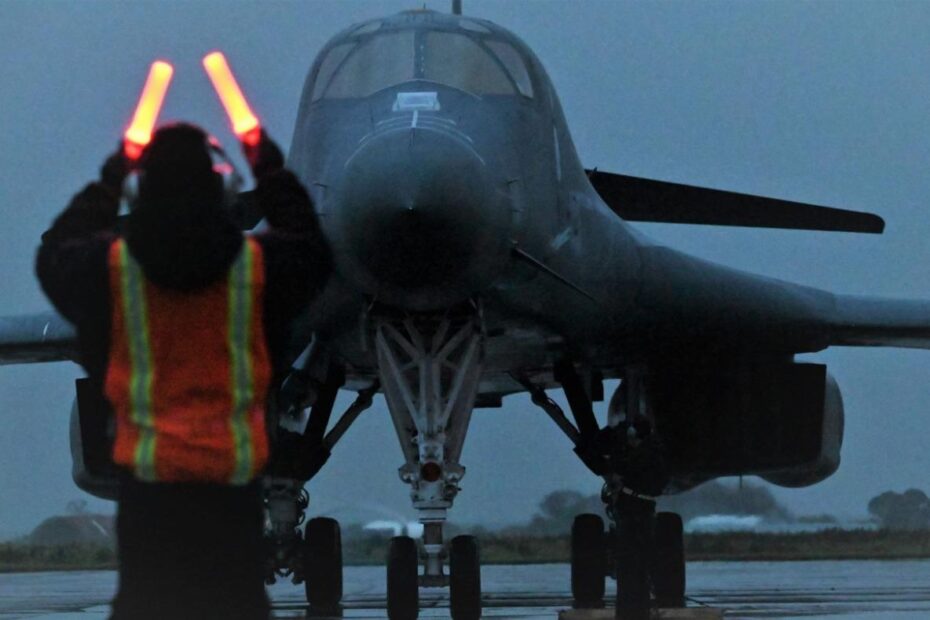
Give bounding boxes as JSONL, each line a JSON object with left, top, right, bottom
{"left": 3, "top": 5, "right": 928, "bottom": 619}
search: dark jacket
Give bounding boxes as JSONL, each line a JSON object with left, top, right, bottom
{"left": 36, "top": 170, "right": 332, "bottom": 395}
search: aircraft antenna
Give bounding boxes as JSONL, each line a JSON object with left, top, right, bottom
{"left": 452, "top": 0, "right": 462, "bottom": 15}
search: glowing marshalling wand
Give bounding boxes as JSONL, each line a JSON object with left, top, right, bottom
{"left": 202, "top": 51, "right": 262, "bottom": 146}
{"left": 123, "top": 61, "right": 174, "bottom": 160}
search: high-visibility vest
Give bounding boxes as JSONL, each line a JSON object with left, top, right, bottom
{"left": 104, "top": 237, "right": 271, "bottom": 484}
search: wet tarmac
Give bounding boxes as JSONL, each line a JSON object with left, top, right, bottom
{"left": 3, "top": 560, "right": 930, "bottom": 619}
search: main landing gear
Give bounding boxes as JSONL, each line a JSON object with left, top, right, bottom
{"left": 264, "top": 479, "right": 346, "bottom": 616}
{"left": 263, "top": 351, "right": 379, "bottom": 616}
{"left": 521, "top": 363, "right": 686, "bottom": 618}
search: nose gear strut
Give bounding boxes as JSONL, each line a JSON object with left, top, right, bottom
{"left": 375, "top": 307, "right": 485, "bottom": 619}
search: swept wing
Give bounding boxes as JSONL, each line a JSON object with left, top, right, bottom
{"left": 831, "top": 295, "right": 930, "bottom": 349}
{"left": 0, "top": 312, "right": 76, "bottom": 365}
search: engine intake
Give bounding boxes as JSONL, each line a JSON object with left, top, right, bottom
{"left": 622, "top": 362, "right": 844, "bottom": 491}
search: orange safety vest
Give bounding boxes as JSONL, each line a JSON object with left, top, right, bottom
{"left": 104, "top": 237, "right": 271, "bottom": 484}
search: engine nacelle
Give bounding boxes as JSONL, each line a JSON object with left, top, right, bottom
{"left": 759, "top": 371, "right": 844, "bottom": 488}
{"left": 615, "top": 362, "right": 844, "bottom": 492}
{"left": 70, "top": 379, "right": 119, "bottom": 500}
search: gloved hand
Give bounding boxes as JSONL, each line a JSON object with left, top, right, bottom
{"left": 99, "top": 144, "right": 131, "bottom": 198}
{"left": 41, "top": 183, "right": 121, "bottom": 244}
{"left": 241, "top": 129, "right": 284, "bottom": 182}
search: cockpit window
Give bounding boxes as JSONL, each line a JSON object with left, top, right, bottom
{"left": 313, "top": 28, "right": 535, "bottom": 100}
{"left": 311, "top": 43, "right": 355, "bottom": 101}
{"left": 324, "top": 31, "right": 415, "bottom": 99}
{"left": 485, "top": 41, "right": 533, "bottom": 97}
{"left": 422, "top": 32, "right": 514, "bottom": 95}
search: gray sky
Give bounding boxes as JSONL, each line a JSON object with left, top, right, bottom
{"left": 2, "top": 0, "right": 930, "bottom": 539}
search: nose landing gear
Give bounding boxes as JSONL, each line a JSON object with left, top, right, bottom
{"left": 375, "top": 311, "right": 485, "bottom": 619}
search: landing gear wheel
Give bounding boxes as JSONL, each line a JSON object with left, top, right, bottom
{"left": 652, "top": 512, "right": 685, "bottom": 608}
{"left": 387, "top": 536, "right": 419, "bottom": 620}
{"left": 303, "top": 517, "right": 343, "bottom": 612}
{"left": 616, "top": 516, "right": 652, "bottom": 620}
{"left": 571, "top": 514, "right": 606, "bottom": 608}
{"left": 450, "top": 535, "right": 482, "bottom": 620}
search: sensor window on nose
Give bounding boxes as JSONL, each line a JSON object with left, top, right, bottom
{"left": 393, "top": 92, "right": 440, "bottom": 112}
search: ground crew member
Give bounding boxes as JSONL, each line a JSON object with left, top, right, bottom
{"left": 36, "top": 122, "right": 332, "bottom": 620}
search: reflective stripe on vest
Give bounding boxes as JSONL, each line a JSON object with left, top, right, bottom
{"left": 118, "top": 241, "right": 157, "bottom": 481}
{"left": 228, "top": 243, "right": 255, "bottom": 485}
{"left": 105, "top": 237, "right": 270, "bottom": 484}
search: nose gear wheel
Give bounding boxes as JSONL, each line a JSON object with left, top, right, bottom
{"left": 449, "top": 535, "right": 482, "bottom": 620}
{"left": 387, "top": 536, "right": 420, "bottom": 620}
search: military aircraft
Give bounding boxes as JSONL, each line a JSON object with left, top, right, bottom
{"left": 2, "top": 4, "right": 929, "bottom": 619}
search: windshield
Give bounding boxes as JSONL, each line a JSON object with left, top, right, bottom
{"left": 323, "top": 32, "right": 415, "bottom": 100}
{"left": 312, "top": 29, "right": 534, "bottom": 100}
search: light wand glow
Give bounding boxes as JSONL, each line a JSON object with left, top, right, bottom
{"left": 123, "top": 61, "right": 174, "bottom": 160}
{"left": 202, "top": 51, "right": 261, "bottom": 146}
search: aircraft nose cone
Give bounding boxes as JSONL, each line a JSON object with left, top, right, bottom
{"left": 333, "top": 128, "right": 506, "bottom": 309}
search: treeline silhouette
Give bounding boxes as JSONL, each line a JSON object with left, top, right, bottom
{"left": 495, "top": 481, "right": 794, "bottom": 536}
{"left": 868, "top": 489, "right": 930, "bottom": 530}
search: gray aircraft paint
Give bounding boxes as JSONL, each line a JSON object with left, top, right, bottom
{"left": 1, "top": 1, "right": 929, "bottom": 537}
{"left": 289, "top": 11, "right": 906, "bottom": 397}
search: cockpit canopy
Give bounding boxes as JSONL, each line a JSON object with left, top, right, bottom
{"left": 311, "top": 19, "right": 535, "bottom": 101}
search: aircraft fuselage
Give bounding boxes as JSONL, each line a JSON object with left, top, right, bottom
{"left": 286, "top": 10, "right": 836, "bottom": 397}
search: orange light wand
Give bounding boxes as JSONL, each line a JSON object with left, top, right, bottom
{"left": 202, "top": 52, "right": 261, "bottom": 146}
{"left": 123, "top": 61, "right": 174, "bottom": 160}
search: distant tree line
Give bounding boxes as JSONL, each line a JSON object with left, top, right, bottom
{"left": 868, "top": 489, "right": 930, "bottom": 530}
{"left": 500, "top": 480, "right": 794, "bottom": 536}
{"left": 511, "top": 484, "right": 930, "bottom": 533}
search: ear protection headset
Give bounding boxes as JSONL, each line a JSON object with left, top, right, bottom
{"left": 122, "top": 132, "right": 243, "bottom": 210}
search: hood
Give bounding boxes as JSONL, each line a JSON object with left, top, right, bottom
{"left": 125, "top": 198, "right": 243, "bottom": 291}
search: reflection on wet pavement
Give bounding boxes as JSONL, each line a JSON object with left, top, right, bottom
{"left": 4, "top": 560, "right": 930, "bottom": 618}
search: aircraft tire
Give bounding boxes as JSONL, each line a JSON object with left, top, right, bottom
{"left": 570, "top": 513, "right": 606, "bottom": 608}
{"left": 616, "top": 515, "right": 651, "bottom": 620}
{"left": 303, "top": 517, "right": 343, "bottom": 612}
{"left": 449, "top": 535, "right": 482, "bottom": 620}
{"left": 387, "top": 536, "right": 419, "bottom": 620}
{"left": 652, "top": 512, "right": 685, "bottom": 608}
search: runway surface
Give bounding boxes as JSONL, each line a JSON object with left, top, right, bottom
{"left": 3, "top": 560, "right": 930, "bottom": 619}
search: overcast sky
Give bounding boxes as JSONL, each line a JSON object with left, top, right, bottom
{"left": 2, "top": 0, "right": 930, "bottom": 539}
